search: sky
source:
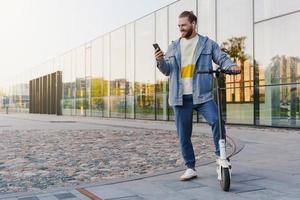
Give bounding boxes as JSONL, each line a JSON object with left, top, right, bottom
{"left": 0, "top": 0, "right": 176, "bottom": 86}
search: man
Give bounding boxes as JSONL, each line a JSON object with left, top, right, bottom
{"left": 154, "top": 11, "right": 240, "bottom": 181}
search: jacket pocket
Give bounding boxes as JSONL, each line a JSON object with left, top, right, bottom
{"left": 199, "top": 54, "right": 212, "bottom": 67}
{"left": 198, "top": 66, "right": 213, "bottom": 94}
{"left": 198, "top": 47, "right": 213, "bottom": 67}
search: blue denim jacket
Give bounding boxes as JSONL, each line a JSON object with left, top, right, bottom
{"left": 157, "top": 34, "right": 237, "bottom": 106}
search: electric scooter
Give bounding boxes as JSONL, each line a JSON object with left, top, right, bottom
{"left": 197, "top": 67, "right": 239, "bottom": 191}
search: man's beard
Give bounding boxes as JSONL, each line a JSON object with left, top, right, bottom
{"left": 181, "top": 28, "right": 193, "bottom": 39}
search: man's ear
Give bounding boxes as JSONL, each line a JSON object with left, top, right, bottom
{"left": 192, "top": 22, "right": 196, "bottom": 29}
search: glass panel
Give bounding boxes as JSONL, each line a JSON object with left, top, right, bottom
{"left": 103, "top": 34, "right": 110, "bottom": 117}
{"left": 135, "top": 14, "right": 155, "bottom": 119}
{"left": 168, "top": 0, "right": 197, "bottom": 42}
{"left": 61, "top": 51, "right": 74, "bottom": 115}
{"left": 15, "top": 75, "right": 22, "bottom": 112}
{"left": 110, "top": 27, "right": 126, "bottom": 118}
{"left": 91, "top": 37, "right": 104, "bottom": 117}
{"left": 75, "top": 45, "right": 86, "bottom": 116}
{"left": 126, "top": 23, "right": 135, "bottom": 119}
{"left": 197, "top": 0, "right": 216, "bottom": 39}
{"left": 223, "top": 86, "right": 254, "bottom": 123}
{"left": 155, "top": 7, "right": 169, "bottom": 121}
{"left": 85, "top": 43, "right": 92, "bottom": 116}
{"left": 70, "top": 49, "right": 77, "bottom": 115}
{"left": 255, "top": 13, "right": 300, "bottom": 127}
{"left": 259, "top": 84, "right": 300, "bottom": 127}
{"left": 255, "top": 0, "right": 300, "bottom": 22}
{"left": 217, "top": 0, "right": 254, "bottom": 124}
{"left": 23, "top": 72, "right": 30, "bottom": 113}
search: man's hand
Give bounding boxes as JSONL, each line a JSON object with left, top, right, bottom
{"left": 154, "top": 49, "right": 164, "bottom": 61}
{"left": 229, "top": 65, "right": 241, "bottom": 74}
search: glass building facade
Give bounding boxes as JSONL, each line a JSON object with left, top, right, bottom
{"left": 1, "top": 0, "right": 300, "bottom": 128}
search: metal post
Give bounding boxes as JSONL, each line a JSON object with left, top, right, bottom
{"left": 215, "top": 71, "right": 224, "bottom": 139}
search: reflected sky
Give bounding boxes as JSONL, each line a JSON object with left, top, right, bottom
{"left": 0, "top": 0, "right": 176, "bottom": 84}
{"left": 255, "top": 12, "right": 300, "bottom": 69}
{"left": 217, "top": 0, "right": 253, "bottom": 55}
{"left": 255, "top": 0, "right": 300, "bottom": 22}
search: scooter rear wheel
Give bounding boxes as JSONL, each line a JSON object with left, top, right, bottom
{"left": 220, "top": 167, "right": 230, "bottom": 191}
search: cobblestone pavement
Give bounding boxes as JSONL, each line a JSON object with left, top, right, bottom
{"left": 0, "top": 127, "right": 225, "bottom": 194}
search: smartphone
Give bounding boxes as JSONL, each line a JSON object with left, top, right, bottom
{"left": 153, "top": 43, "right": 161, "bottom": 51}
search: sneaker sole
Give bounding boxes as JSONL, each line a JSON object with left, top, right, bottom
{"left": 180, "top": 175, "right": 197, "bottom": 181}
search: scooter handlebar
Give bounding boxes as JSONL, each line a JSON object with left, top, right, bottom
{"left": 197, "top": 68, "right": 240, "bottom": 75}
{"left": 197, "top": 68, "right": 225, "bottom": 74}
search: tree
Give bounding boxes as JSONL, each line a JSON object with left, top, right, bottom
{"left": 221, "top": 36, "right": 249, "bottom": 102}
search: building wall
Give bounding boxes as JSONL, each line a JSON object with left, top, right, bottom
{"left": 3, "top": 0, "right": 300, "bottom": 128}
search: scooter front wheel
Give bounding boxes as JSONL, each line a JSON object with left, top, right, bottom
{"left": 220, "top": 167, "right": 230, "bottom": 191}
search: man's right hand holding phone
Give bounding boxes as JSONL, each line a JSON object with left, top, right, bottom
{"left": 153, "top": 43, "right": 164, "bottom": 61}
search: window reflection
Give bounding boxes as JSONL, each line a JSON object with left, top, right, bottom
{"left": 103, "top": 34, "right": 110, "bottom": 117}
{"left": 135, "top": 14, "right": 155, "bottom": 119}
{"left": 197, "top": 0, "right": 216, "bottom": 39}
{"left": 255, "top": 12, "right": 300, "bottom": 127}
{"left": 110, "top": 27, "right": 126, "bottom": 118}
{"left": 125, "top": 23, "right": 135, "bottom": 119}
{"left": 155, "top": 7, "right": 168, "bottom": 120}
{"left": 85, "top": 43, "right": 92, "bottom": 116}
{"left": 217, "top": 0, "right": 254, "bottom": 124}
{"left": 221, "top": 36, "right": 253, "bottom": 103}
{"left": 75, "top": 46, "right": 87, "bottom": 116}
{"left": 62, "top": 52, "right": 74, "bottom": 115}
{"left": 91, "top": 37, "right": 104, "bottom": 117}
{"left": 255, "top": 0, "right": 300, "bottom": 22}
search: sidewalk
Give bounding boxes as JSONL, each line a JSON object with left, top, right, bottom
{"left": 0, "top": 113, "right": 299, "bottom": 200}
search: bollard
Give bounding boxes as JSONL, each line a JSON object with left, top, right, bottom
{"left": 6, "top": 106, "right": 8, "bottom": 114}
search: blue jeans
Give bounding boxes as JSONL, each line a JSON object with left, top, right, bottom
{"left": 173, "top": 95, "right": 225, "bottom": 168}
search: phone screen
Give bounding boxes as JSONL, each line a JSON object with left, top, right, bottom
{"left": 153, "top": 43, "right": 160, "bottom": 51}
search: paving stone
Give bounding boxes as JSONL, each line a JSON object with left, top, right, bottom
{"left": 161, "top": 179, "right": 206, "bottom": 191}
{"left": 178, "top": 187, "right": 248, "bottom": 200}
{"left": 115, "top": 179, "right": 174, "bottom": 196}
{"left": 86, "top": 185, "right": 134, "bottom": 199}
{"left": 67, "top": 190, "right": 90, "bottom": 200}
{"left": 105, "top": 195, "right": 144, "bottom": 200}
{"left": 230, "top": 182, "right": 265, "bottom": 194}
{"left": 36, "top": 196, "right": 59, "bottom": 200}
{"left": 243, "top": 178, "right": 297, "bottom": 192}
{"left": 141, "top": 192, "right": 193, "bottom": 200}
{"left": 0, "top": 198, "right": 17, "bottom": 200}
{"left": 18, "top": 197, "right": 39, "bottom": 200}
{"left": 238, "top": 189, "right": 291, "bottom": 200}
{"left": 231, "top": 172, "right": 264, "bottom": 183}
{"left": 54, "top": 192, "right": 77, "bottom": 199}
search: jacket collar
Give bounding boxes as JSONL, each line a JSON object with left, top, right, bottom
{"left": 172, "top": 33, "right": 208, "bottom": 67}
{"left": 194, "top": 34, "right": 208, "bottom": 64}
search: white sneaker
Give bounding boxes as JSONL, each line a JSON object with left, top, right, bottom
{"left": 180, "top": 168, "right": 197, "bottom": 181}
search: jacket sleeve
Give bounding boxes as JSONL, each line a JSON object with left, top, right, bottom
{"left": 212, "top": 41, "right": 237, "bottom": 71}
{"left": 156, "top": 45, "right": 172, "bottom": 76}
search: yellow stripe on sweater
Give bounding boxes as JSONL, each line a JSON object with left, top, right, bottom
{"left": 181, "top": 64, "right": 195, "bottom": 78}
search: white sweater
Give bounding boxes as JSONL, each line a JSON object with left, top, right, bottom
{"left": 180, "top": 35, "right": 199, "bottom": 95}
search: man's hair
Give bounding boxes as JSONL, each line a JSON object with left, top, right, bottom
{"left": 179, "top": 11, "right": 197, "bottom": 24}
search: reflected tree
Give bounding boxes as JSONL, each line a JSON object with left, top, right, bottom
{"left": 221, "top": 36, "right": 249, "bottom": 102}
{"left": 267, "top": 55, "right": 300, "bottom": 126}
